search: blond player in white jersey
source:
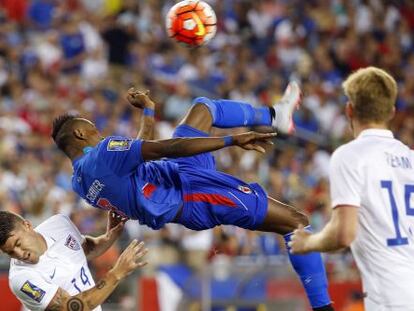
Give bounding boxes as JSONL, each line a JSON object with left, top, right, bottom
{"left": 289, "top": 66, "right": 414, "bottom": 310}
{"left": 0, "top": 211, "right": 148, "bottom": 311}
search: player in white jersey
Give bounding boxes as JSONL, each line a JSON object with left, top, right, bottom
{"left": 288, "top": 66, "right": 414, "bottom": 310}
{"left": 0, "top": 211, "right": 148, "bottom": 311}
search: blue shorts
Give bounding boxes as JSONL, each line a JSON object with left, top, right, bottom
{"left": 171, "top": 125, "right": 268, "bottom": 231}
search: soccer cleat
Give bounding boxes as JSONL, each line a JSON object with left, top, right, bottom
{"left": 272, "top": 81, "right": 302, "bottom": 134}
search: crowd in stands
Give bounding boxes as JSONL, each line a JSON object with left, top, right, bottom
{"left": 1, "top": 0, "right": 413, "bottom": 308}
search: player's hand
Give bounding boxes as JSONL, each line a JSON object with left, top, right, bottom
{"left": 106, "top": 211, "right": 128, "bottom": 239}
{"left": 126, "top": 88, "right": 155, "bottom": 110}
{"left": 111, "top": 240, "right": 148, "bottom": 279}
{"left": 287, "top": 225, "right": 312, "bottom": 254}
{"left": 232, "top": 131, "right": 277, "bottom": 153}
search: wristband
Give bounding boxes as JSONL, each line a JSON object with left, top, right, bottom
{"left": 143, "top": 107, "right": 155, "bottom": 117}
{"left": 223, "top": 136, "right": 233, "bottom": 147}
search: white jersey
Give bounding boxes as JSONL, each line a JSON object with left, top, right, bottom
{"left": 330, "top": 129, "right": 414, "bottom": 310}
{"left": 8, "top": 214, "right": 102, "bottom": 311}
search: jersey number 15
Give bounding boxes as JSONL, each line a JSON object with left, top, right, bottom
{"left": 381, "top": 180, "right": 414, "bottom": 246}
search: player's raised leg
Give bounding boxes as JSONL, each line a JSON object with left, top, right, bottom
{"left": 256, "top": 197, "right": 332, "bottom": 311}
{"left": 178, "top": 81, "right": 301, "bottom": 135}
{"left": 175, "top": 169, "right": 332, "bottom": 310}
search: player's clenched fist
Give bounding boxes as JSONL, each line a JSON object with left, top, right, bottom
{"left": 106, "top": 211, "right": 128, "bottom": 239}
{"left": 287, "top": 225, "right": 312, "bottom": 254}
{"left": 126, "top": 88, "right": 155, "bottom": 110}
{"left": 111, "top": 240, "right": 148, "bottom": 280}
{"left": 232, "top": 132, "right": 277, "bottom": 153}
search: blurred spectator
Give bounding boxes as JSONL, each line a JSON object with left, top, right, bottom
{"left": 28, "top": 0, "right": 56, "bottom": 30}
{"left": 164, "top": 83, "right": 192, "bottom": 121}
{"left": 60, "top": 15, "right": 86, "bottom": 74}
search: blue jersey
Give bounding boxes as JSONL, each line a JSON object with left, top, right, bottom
{"left": 72, "top": 136, "right": 183, "bottom": 229}
{"left": 72, "top": 126, "right": 269, "bottom": 232}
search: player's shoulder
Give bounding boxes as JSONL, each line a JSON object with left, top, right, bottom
{"left": 8, "top": 267, "right": 44, "bottom": 293}
{"left": 35, "top": 214, "right": 81, "bottom": 241}
{"left": 102, "top": 135, "right": 138, "bottom": 152}
{"left": 9, "top": 268, "right": 37, "bottom": 283}
{"left": 329, "top": 139, "right": 371, "bottom": 173}
{"left": 392, "top": 137, "right": 414, "bottom": 153}
{"left": 36, "top": 214, "right": 73, "bottom": 231}
{"left": 9, "top": 269, "right": 59, "bottom": 311}
{"left": 331, "top": 140, "right": 361, "bottom": 161}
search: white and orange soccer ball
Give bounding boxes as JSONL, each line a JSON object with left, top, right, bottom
{"left": 166, "top": 0, "right": 217, "bottom": 47}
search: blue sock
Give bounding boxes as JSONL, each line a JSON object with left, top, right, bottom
{"left": 284, "top": 227, "right": 331, "bottom": 309}
{"left": 193, "top": 97, "right": 273, "bottom": 128}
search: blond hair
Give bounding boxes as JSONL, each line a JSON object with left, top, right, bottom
{"left": 342, "top": 66, "right": 397, "bottom": 123}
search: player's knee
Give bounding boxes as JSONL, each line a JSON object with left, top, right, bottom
{"left": 192, "top": 96, "right": 212, "bottom": 106}
{"left": 180, "top": 101, "right": 213, "bottom": 133}
{"left": 192, "top": 97, "right": 216, "bottom": 120}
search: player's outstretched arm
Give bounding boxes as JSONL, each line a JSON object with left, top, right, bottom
{"left": 46, "top": 240, "right": 148, "bottom": 311}
{"left": 141, "top": 131, "right": 277, "bottom": 161}
{"left": 126, "top": 88, "right": 156, "bottom": 140}
{"left": 288, "top": 205, "right": 359, "bottom": 254}
{"left": 82, "top": 211, "right": 128, "bottom": 260}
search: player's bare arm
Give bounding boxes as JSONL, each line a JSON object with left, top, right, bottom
{"left": 46, "top": 240, "right": 148, "bottom": 311}
{"left": 141, "top": 131, "right": 276, "bottom": 161}
{"left": 126, "top": 88, "right": 156, "bottom": 140}
{"left": 289, "top": 205, "right": 359, "bottom": 254}
{"left": 82, "top": 211, "right": 127, "bottom": 260}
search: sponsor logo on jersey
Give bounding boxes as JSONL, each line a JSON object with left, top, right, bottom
{"left": 65, "top": 234, "right": 80, "bottom": 251}
{"left": 107, "top": 139, "right": 132, "bottom": 151}
{"left": 20, "top": 281, "right": 45, "bottom": 303}
{"left": 49, "top": 268, "right": 56, "bottom": 279}
{"left": 238, "top": 185, "right": 252, "bottom": 194}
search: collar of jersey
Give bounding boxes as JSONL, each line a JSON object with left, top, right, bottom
{"left": 72, "top": 150, "right": 90, "bottom": 166}
{"left": 72, "top": 144, "right": 100, "bottom": 166}
{"left": 72, "top": 154, "right": 86, "bottom": 166}
{"left": 358, "top": 129, "right": 394, "bottom": 139}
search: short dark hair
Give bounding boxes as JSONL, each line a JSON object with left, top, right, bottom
{"left": 0, "top": 211, "right": 24, "bottom": 246}
{"left": 51, "top": 113, "right": 78, "bottom": 153}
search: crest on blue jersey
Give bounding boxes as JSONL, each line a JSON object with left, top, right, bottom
{"left": 20, "top": 281, "right": 45, "bottom": 303}
{"left": 238, "top": 185, "right": 252, "bottom": 194}
{"left": 65, "top": 234, "right": 80, "bottom": 251}
{"left": 107, "top": 139, "right": 131, "bottom": 151}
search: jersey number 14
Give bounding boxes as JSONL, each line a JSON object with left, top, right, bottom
{"left": 381, "top": 180, "right": 414, "bottom": 246}
{"left": 71, "top": 267, "right": 91, "bottom": 293}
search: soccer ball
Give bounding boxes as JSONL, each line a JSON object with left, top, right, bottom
{"left": 166, "top": 0, "right": 217, "bottom": 47}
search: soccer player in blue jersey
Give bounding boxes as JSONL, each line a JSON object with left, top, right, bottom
{"left": 52, "top": 84, "right": 333, "bottom": 310}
